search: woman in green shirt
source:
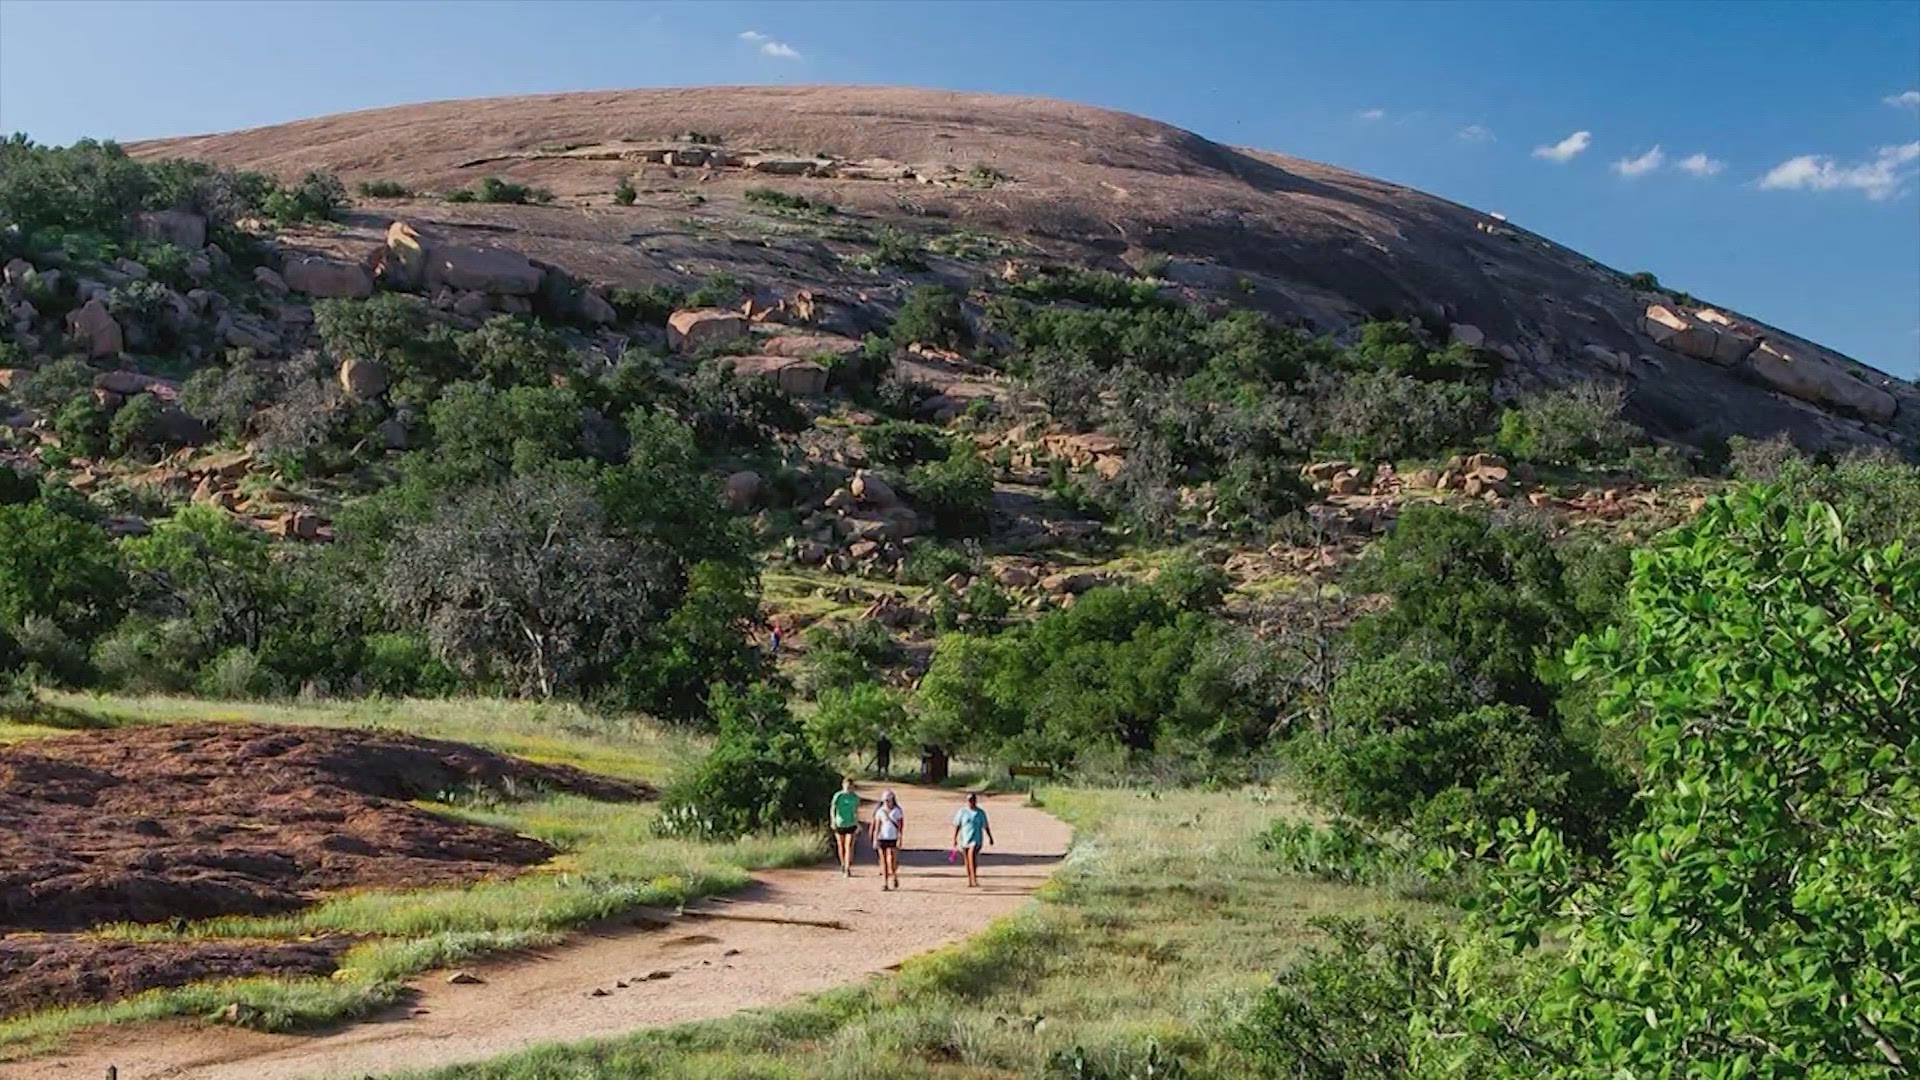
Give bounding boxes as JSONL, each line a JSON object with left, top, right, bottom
{"left": 830, "top": 778, "right": 861, "bottom": 877}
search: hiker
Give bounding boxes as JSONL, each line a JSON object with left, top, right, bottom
{"left": 950, "top": 792, "right": 995, "bottom": 888}
{"left": 871, "top": 788, "right": 904, "bottom": 891}
{"left": 767, "top": 622, "right": 782, "bottom": 657}
{"left": 830, "top": 777, "right": 861, "bottom": 877}
{"left": 875, "top": 731, "right": 892, "bottom": 778}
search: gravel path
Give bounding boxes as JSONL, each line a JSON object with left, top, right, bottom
{"left": 9, "top": 784, "right": 1069, "bottom": 1080}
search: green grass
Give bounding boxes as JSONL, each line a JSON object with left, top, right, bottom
{"left": 389, "top": 785, "right": 1439, "bottom": 1079}
{"left": 0, "top": 694, "right": 823, "bottom": 1058}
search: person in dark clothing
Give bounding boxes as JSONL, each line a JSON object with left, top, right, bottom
{"left": 875, "top": 732, "right": 892, "bottom": 778}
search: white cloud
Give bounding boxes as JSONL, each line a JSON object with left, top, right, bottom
{"left": 1885, "top": 90, "right": 1920, "bottom": 109}
{"left": 737, "top": 29, "right": 801, "bottom": 59}
{"left": 1457, "top": 124, "right": 1495, "bottom": 143}
{"left": 1675, "top": 152, "right": 1723, "bottom": 177}
{"left": 1532, "top": 130, "right": 1591, "bottom": 164}
{"left": 1758, "top": 142, "right": 1920, "bottom": 201}
{"left": 1612, "top": 145, "right": 1665, "bottom": 177}
{"left": 1356, "top": 108, "right": 1386, "bottom": 121}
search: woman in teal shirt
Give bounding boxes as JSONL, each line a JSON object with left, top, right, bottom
{"left": 950, "top": 793, "right": 995, "bottom": 888}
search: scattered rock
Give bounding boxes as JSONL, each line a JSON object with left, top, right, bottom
{"left": 446, "top": 971, "right": 485, "bottom": 985}
{"left": 1040, "top": 571, "right": 1105, "bottom": 595}
{"left": 641, "top": 970, "right": 672, "bottom": 981}
{"left": 589, "top": 988, "right": 610, "bottom": 997}
{"left": 1449, "top": 323, "right": 1485, "bottom": 349}
{"left": 994, "top": 565, "right": 1038, "bottom": 588}
{"left": 1328, "top": 473, "right": 1361, "bottom": 496}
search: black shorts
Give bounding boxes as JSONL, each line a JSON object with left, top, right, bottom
{"left": 833, "top": 825, "right": 857, "bottom": 836}
{"left": 876, "top": 838, "right": 898, "bottom": 850}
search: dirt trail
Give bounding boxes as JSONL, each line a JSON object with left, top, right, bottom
{"left": 10, "top": 784, "right": 1070, "bottom": 1080}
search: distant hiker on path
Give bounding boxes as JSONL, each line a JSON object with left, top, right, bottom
{"left": 871, "top": 789, "right": 904, "bottom": 891}
{"left": 830, "top": 778, "right": 861, "bottom": 877}
{"left": 874, "top": 732, "right": 892, "bottom": 778}
{"left": 950, "top": 792, "right": 994, "bottom": 888}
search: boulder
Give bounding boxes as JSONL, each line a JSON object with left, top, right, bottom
{"left": 113, "top": 257, "right": 149, "bottom": 280}
{"left": 1040, "top": 571, "right": 1106, "bottom": 595}
{"left": 427, "top": 244, "right": 543, "bottom": 296}
{"left": 722, "top": 470, "right": 763, "bottom": 510}
{"left": 0, "top": 368, "right": 25, "bottom": 391}
{"left": 253, "top": 266, "right": 289, "bottom": 296}
{"left": 283, "top": 256, "right": 373, "bottom": 299}
{"left": 850, "top": 471, "right": 898, "bottom": 508}
{"left": 1641, "top": 303, "right": 1757, "bottom": 366}
{"left": 1328, "top": 473, "right": 1362, "bottom": 496}
{"left": 65, "top": 299, "right": 123, "bottom": 358}
{"left": 1449, "top": 323, "right": 1485, "bottom": 349}
{"left": 1746, "top": 341, "right": 1897, "bottom": 424}
{"left": 533, "top": 265, "right": 617, "bottom": 324}
{"left": 380, "top": 221, "right": 429, "bottom": 289}
{"left": 792, "top": 540, "right": 829, "bottom": 566}
{"left": 1300, "top": 460, "right": 1353, "bottom": 482}
{"left": 453, "top": 291, "right": 492, "bottom": 319}
{"left": 132, "top": 209, "right": 207, "bottom": 250}
{"left": 576, "top": 289, "right": 617, "bottom": 325}
{"left": 3, "top": 258, "right": 32, "bottom": 287}
{"left": 727, "top": 355, "right": 829, "bottom": 396}
{"left": 755, "top": 331, "right": 863, "bottom": 361}
{"left": 338, "top": 358, "right": 388, "bottom": 400}
{"left": 994, "top": 565, "right": 1039, "bottom": 589}
{"left": 667, "top": 308, "right": 750, "bottom": 353}
{"left": 376, "top": 415, "right": 414, "bottom": 450}
{"left": 150, "top": 405, "right": 207, "bottom": 446}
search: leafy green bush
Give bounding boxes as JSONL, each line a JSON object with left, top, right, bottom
{"left": 314, "top": 293, "right": 459, "bottom": 399}
{"left": 17, "top": 357, "right": 95, "bottom": 412}
{"left": 744, "top": 187, "right": 834, "bottom": 215}
{"left": 802, "top": 619, "right": 903, "bottom": 697}
{"left": 359, "top": 632, "right": 457, "bottom": 696}
{"left": 10, "top": 615, "right": 91, "bottom": 687}
{"left": 0, "top": 499, "right": 127, "bottom": 641}
{"left": 355, "top": 179, "right": 412, "bottom": 199}
{"left": 653, "top": 683, "right": 837, "bottom": 840}
{"left": 906, "top": 443, "right": 994, "bottom": 538}
{"left": 806, "top": 681, "right": 908, "bottom": 760}
{"left": 1316, "top": 368, "right": 1490, "bottom": 461}
{"left": 930, "top": 577, "right": 1012, "bottom": 634}
{"left": 607, "top": 283, "right": 684, "bottom": 325}
{"left": 181, "top": 361, "right": 266, "bottom": 440}
{"left": 899, "top": 540, "right": 978, "bottom": 586}
{"left": 684, "top": 272, "right": 743, "bottom": 309}
{"left": 888, "top": 285, "right": 970, "bottom": 351}
{"left": 612, "top": 177, "right": 637, "bottom": 206}
{"left": 262, "top": 170, "right": 345, "bottom": 223}
{"left": 444, "top": 176, "right": 554, "bottom": 205}
{"left": 107, "top": 392, "right": 162, "bottom": 455}
{"left": 1008, "top": 269, "right": 1168, "bottom": 309}
{"left": 1494, "top": 382, "right": 1640, "bottom": 468}
{"left": 860, "top": 421, "right": 951, "bottom": 469}
{"left": 1435, "top": 487, "right": 1920, "bottom": 1075}
{"left": 455, "top": 315, "right": 575, "bottom": 389}
{"left": 53, "top": 397, "right": 109, "bottom": 457}
{"left": 859, "top": 227, "right": 928, "bottom": 271}
{"left": 90, "top": 616, "right": 199, "bottom": 693}
{"left": 1343, "top": 320, "right": 1484, "bottom": 382}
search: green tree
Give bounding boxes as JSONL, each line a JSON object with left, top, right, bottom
{"left": 807, "top": 681, "right": 909, "bottom": 761}
{"left": 653, "top": 683, "right": 838, "bottom": 840}
{"left": 0, "top": 499, "right": 127, "bottom": 640}
{"left": 1435, "top": 488, "right": 1920, "bottom": 1076}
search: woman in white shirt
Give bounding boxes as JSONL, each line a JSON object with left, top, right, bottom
{"left": 870, "top": 789, "right": 905, "bottom": 891}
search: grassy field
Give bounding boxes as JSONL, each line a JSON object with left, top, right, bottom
{"left": 390, "top": 784, "right": 1440, "bottom": 1080}
{"left": 0, "top": 693, "right": 823, "bottom": 1058}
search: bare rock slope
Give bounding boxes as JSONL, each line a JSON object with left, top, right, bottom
{"left": 135, "top": 86, "right": 1916, "bottom": 454}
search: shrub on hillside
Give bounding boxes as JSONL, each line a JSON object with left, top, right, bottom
{"left": 889, "top": 284, "right": 970, "bottom": 351}
{"left": 612, "top": 177, "right": 637, "bottom": 206}
{"left": 860, "top": 420, "right": 951, "bottom": 468}
{"left": 53, "top": 397, "right": 109, "bottom": 457}
{"left": 107, "top": 392, "right": 162, "bottom": 456}
{"left": 1494, "top": 382, "right": 1640, "bottom": 468}
{"left": 653, "top": 683, "right": 838, "bottom": 841}
{"left": 0, "top": 499, "right": 126, "bottom": 641}
{"left": 262, "top": 170, "right": 345, "bottom": 223}
{"left": 17, "top": 357, "right": 95, "bottom": 413}
{"left": 444, "top": 176, "right": 553, "bottom": 205}
{"left": 1316, "top": 368, "right": 1490, "bottom": 462}
{"left": 181, "top": 361, "right": 267, "bottom": 440}
{"left": 608, "top": 284, "right": 684, "bottom": 325}
{"left": 356, "top": 179, "right": 412, "bottom": 199}
{"left": 802, "top": 619, "right": 903, "bottom": 697}
{"left": 906, "top": 443, "right": 995, "bottom": 538}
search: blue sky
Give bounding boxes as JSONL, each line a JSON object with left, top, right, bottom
{"left": 2, "top": 0, "right": 1916, "bottom": 377}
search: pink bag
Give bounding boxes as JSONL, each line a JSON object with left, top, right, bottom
{"left": 947, "top": 848, "right": 959, "bottom": 863}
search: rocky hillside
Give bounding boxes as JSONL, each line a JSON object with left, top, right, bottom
{"left": 132, "top": 85, "right": 1914, "bottom": 455}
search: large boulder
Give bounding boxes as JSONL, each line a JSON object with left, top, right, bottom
{"left": 3, "top": 258, "right": 33, "bottom": 287}
{"left": 338, "top": 358, "right": 389, "bottom": 400}
{"left": 727, "top": 355, "right": 829, "bottom": 396}
{"left": 850, "top": 471, "right": 898, "bottom": 508}
{"left": 253, "top": 266, "right": 289, "bottom": 296}
{"left": 380, "top": 221, "right": 429, "bottom": 290}
{"left": 722, "top": 470, "right": 763, "bottom": 510}
{"left": 533, "top": 265, "right": 616, "bottom": 325}
{"left": 755, "top": 331, "right": 863, "bottom": 361}
{"left": 1642, "top": 304, "right": 1758, "bottom": 366}
{"left": 65, "top": 299, "right": 123, "bottom": 358}
{"left": 283, "top": 256, "right": 373, "bottom": 299}
{"left": 132, "top": 210, "right": 207, "bottom": 250}
{"left": 667, "top": 308, "right": 750, "bottom": 353}
{"left": 1745, "top": 341, "right": 1897, "bottom": 424}
{"left": 426, "top": 244, "right": 543, "bottom": 296}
